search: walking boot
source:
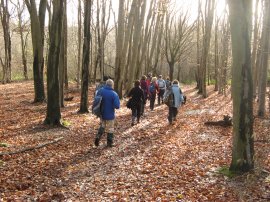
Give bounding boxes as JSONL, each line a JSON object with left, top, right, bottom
{"left": 107, "top": 133, "right": 114, "bottom": 147}
{"left": 94, "top": 127, "right": 104, "bottom": 147}
{"left": 131, "top": 116, "right": 136, "bottom": 126}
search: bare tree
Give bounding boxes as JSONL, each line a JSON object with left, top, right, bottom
{"left": 0, "top": 0, "right": 12, "bottom": 84}
{"left": 252, "top": 0, "right": 261, "bottom": 98}
{"left": 228, "top": 0, "right": 254, "bottom": 172}
{"left": 126, "top": 0, "right": 147, "bottom": 91}
{"left": 44, "top": 0, "right": 64, "bottom": 125}
{"left": 257, "top": 0, "right": 270, "bottom": 117}
{"left": 198, "top": 0, "right": 215, "bottom": 98}
{"left": 11, "top": 0, "right": 29, "bottom": 80}
{"left": 95, "top": 0, "right": 112, "bottom": 81}
{"left": 25, "top": 0, "right": 47, "bottom": 102}
{"left": 114, "top": 0, "right": 125, "bottom": 97}
{"left": 59, "top": 0, "right": 67, "bottom": 107}
{"left": 218, "top": 13, "right": 230, "bottom": 95}
{"left": 164, "top": 10, "right": 196, "bottom": 80}
{"left": 76, "top": 0, "right": 82, "bottom": 88}
{"left": 114, "top": 0, "right": 136, "bottom": 97}
{"left": 79, "top": 0, "right": 92, "bottom": 113}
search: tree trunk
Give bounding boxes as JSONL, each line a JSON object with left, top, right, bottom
{"left": 114, "top": 0, "right": 125, "bottom": 97}
{"left": 0, "top": 0, "right": 12, "bottom": 84}
{"left": 214, "top": 17, "right": 219, "bottom": 91}
{"left": 258, "top": 0, "right": 270, "bottom": 117}
{"left": 77, "top": 0, "right": 82, "bottom": 88}
{"left": 228, "top": 0, "right": 254, "bottom": 172}
{"left": 79, "top": 0, "right": 92, "bottom": 113}
{"left": 25, "top": 0, "right": 47, "bottom": 102}
{"left": 219, "top": 17, "right": 230, "bottom": 95}
{"left": 252, "top": 0, "right": 260, "bottom": 99}
{"left": 58, "top": 0, "right": 67, "bottom": 108}
{"left": 18, "top": 1, "right": 29, "bottom": 80}
{"left": 196, "top": 0, "right": 202, "bottom": 89}
{"left": 44, "top": 0, "right": 64, "bottom": 125}
{"left": 63, "top": 0, "right": 68, "bottom": 89}
{"left": 127, "top": 0, "right": 146, "bottom": 91}
{"left": 199, "top": 0, "right": 215, "bottom": 98}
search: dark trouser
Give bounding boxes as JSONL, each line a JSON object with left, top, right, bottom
{"left": 141, "top": 102, "right": 145, "bottom": 115}
{"left": 158, "top": 89, "right": 165, "bottom": 104}
{"left": 149, "top": 93, "right": 156, "bottom": 110}
{"left": 168, "top": 107, "right": 178, "bottom": 123}
{"left": 132, "top": 103, "right": 142, "bottom": 123}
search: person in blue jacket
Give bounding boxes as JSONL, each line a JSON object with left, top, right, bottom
{"left": 95, "top": 79, "right": 120, "bottom": 147}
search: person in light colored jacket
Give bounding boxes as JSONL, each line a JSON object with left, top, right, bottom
{"left": 168, "top": 79, "right": 184, "bottom": 124}
{"left": 157, "top": 75, "right": 166, "bottom": 105}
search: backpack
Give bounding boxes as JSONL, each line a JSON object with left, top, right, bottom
{"left": 94, "top": 83, "right": 105, "bottom": 96}
{"left": 165, "top": 80, "right": 171, "bottom": 88}
{"left": 149, "top": 83, "right": 156, "bottom": 93}
{"left": 92, "top": 94, "right": 103, "bottom": 117}
{"left": 163, "top": 87, "right": 174, "bottom": 107}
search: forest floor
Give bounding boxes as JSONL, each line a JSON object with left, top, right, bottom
{"left": 0, "top": 80, "right": 269, "bottom": 201}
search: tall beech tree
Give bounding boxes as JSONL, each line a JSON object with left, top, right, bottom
{"left": 164, "top": 10, "right": 195, "bottom": 81}
{"left": 44, "top": 0, "right": 64, "bottom": 125}
{"left": 0, "top": 0, "right": 12, "bottom": 84}
{"left": 76, "top": 0, "right": 82, "bottom": 88}
{"left": 114, "top": 0, "right": 125, "bottom": 97}
{"left": 251, "top": 0, "right": 260, "bottom": 98}
{"left": 228, "top": 0, "right": 254, "bottom": 172}
{"left": 79, "top": 0, "right": 92, "bottom": 113}
{"left": 11, "top": 0, "right": 29, "bottom": 80}
{"left": 25, "top": 0, "right": 47, "bottom": 102}
{"left": 198, "top": 0, "right": 215, "bottom": 98}
{"left": 59, "top": 0, "right": 67, "bottom": 107}
{"left": 257, "top": 0, "right": 270, "bottom": 117}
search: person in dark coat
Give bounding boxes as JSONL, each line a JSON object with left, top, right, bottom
{"left": 140, "top": 75, "right": 148, "bottom": 115}
{"left": 127, "top": 80, "right": 145, "bottom": 126}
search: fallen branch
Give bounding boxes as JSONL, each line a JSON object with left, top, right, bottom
{"left": 0, "top": 137, "right": 64, "bottom": 156}
{"left": 64, "top": 96, "right": 74, "bottom": 101}
{"left": 205, "top": 115, "right": 232, "bottom": 127}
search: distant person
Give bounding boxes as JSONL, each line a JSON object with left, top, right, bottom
{"left": 157, "top": 75, "right": 166, "bottom": 105}
{"left": 165, "top": 76, "right": 171, "bottom": 88}
{"left": 166, "top": 79, "right": 184, "bottom": 124}
{"left": 148, "top": 77, "right": 159, "bottom": 111}
{"left": 94, "top": 79, "right": 120, "bottom": 147}
{"left": 94, "top": 75, "right": 109, "bottom": 96}
{"left": 127, "top": 80, "right": 145, "bottom": 126}
{"left": 140, "top": 75, "right": 148, "bottom": 115}
{"left": 146, "top": 73, "right": 152, "bottom": 87}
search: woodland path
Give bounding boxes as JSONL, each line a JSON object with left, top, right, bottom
{"left": 0, "top": 81, "right": 269, "bottom": 201}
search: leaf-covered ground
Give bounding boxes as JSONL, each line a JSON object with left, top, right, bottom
{"left": 0, "top": 81, "right": 269, "bottom": 201}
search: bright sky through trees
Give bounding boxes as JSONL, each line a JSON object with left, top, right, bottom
{"left": 66, "top": 0, "right": 227, "bottom": 26}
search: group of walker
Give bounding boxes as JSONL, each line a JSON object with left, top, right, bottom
{"left": 93, "top": 74, "right": 185, "bottom": 147}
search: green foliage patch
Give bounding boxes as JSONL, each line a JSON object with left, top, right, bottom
{"left": 61, "top": 119, "right": 71, "bottom": 127}
{"left": 217, "top": 166, "right": 237, "bottom": 178}
{"left": 0, "top": 142, "right": 9, "bottom": 147}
